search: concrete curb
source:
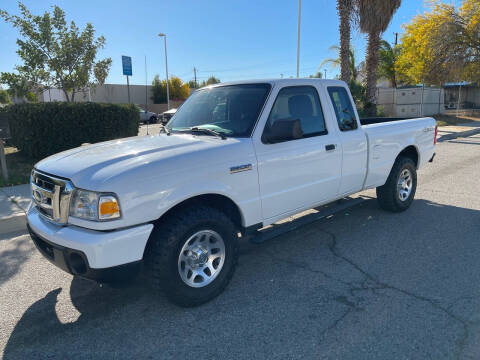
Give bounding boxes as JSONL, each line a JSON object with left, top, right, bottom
{"left": 0, "top": 185, "right": 30, "bottom": 235}
{"left": 438, "top": 127, "right": 480, "bottom": 142}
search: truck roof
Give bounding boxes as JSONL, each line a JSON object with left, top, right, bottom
{"left": 208, "top": 78, "right": 347, "bottom": 88}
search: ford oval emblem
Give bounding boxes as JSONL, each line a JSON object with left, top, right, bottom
{"left": 33, "top": 189, "right": 44, "bottom": 203}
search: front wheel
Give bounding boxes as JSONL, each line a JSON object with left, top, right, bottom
{"left": 376, "top": 156, "right": 417, "bottom": 212}
{"left": 145, "top": 205, "right": 238, "bottom": 307}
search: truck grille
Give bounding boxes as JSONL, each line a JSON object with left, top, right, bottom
{"left": 31, "top": 170, "right": 74, "bottom": 224}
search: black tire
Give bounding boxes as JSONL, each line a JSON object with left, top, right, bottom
{"left": 149, "top": 116, "right": 157, "bottom": 124}
{"left": 376, "top": 156, "right": 417, "bottom": 212}
{"left": 145, "top": 205, "right": 239, "bottom": 307}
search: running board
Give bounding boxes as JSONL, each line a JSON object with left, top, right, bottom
{"left": 249, "top": 197, "right": 366, "bottom": 244}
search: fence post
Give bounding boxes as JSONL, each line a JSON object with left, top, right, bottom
{"left": 438, "top": 88, "right": 441, "bottom": 115}
{"left": 0, "top": 141, "right": 8, "bottom": 183}
{"left": 456, "top": 83, "right": 462, "bottom": 118}
{"left": 421, "top": 82, "right": 425, "bottom": 117}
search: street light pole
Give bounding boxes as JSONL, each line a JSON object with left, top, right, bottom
{"left": 158, "top": 33, "right": 170, "bottom": 110}
{"left": 296, "top": 0, "right": 301, "bottom": 78}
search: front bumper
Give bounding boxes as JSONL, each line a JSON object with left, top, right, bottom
{"left": 28, "top": 224, "right": 140, "bottom": 282}
{"left": 27, "top": 206, "right": 153, "bottom": 280}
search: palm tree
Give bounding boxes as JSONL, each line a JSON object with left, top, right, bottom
{"left": 378, "top": 40, "right": 401, "bottom": 87}
{"left": 337, "top": 0, "right": 353, "bottom": 83}
{"left": 357, "top": 0, "right": 401, "bottom": 115}
{"left": 320, "top": 45, "right": 358, "bottom": 82}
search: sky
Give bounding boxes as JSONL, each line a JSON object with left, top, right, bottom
{"left": 0, "top": 0, "right": 432, "bottom": 86}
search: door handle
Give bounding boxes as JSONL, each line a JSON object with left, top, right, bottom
{"left": 325, "top": 144, "right": 336, "bottom": 151}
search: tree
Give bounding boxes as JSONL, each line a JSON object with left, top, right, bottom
{"left": 378, "top": 40, "right": 401, "bottom": 87}
{"left": 0, "top": 89, "right": 11, "bottom": 104}
{"left": 395, "top": 0, "right": 480, "bottom": 85}
{"left": 206, "top": 76, "right": 220, "bottom": 85}
{"left": 309, "top": 71, "right": 323, "bottom": 78}
{"left": 199, "top": 76, "right": 221, "bottom": 87}
{"left": 188, "top": 80, "right": 199, "bottom": 89}
{"left": 337, "top": 0, "right": 354, "bottom": 83}
{"left": 349, "top": 80, "right": 366, "bottom": 106}
{"left": 151, "top": 75, "right": 190, "bottom": 104}
{"left": 320, "top": 45, "right": 359, "bottom": 82}
{"left": 0, "top": 3, "right": 112, "bottom": 102}
{"left": 0, "top": 72, "right": 37, "bottom": 102}
{"left": 357, "top": 0, "right": 401, "bottom": 115}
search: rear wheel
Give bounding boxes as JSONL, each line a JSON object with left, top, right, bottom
{"left": 145, "top": 205, "right": 238, "bottom": 307}
{"left": 149, "top": 116, "right": 157, "bottom": 124}
{"left": 376, "top": 156, "right": 417, "bottom": 212}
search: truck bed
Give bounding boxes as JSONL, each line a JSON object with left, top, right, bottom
{"left": 360, "top": 117, "right": 414, "bottom": 126}
{"left": 361, "top": 116, "right": 436, "bottom": 190}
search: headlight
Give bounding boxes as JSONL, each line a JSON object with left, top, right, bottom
{"left": 69, "top": 189, "right": 121, "bottom": 221}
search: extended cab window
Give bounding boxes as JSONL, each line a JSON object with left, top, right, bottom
{"left": 263, "top": 86, "right": 327, "bottom": 142}
{"left": 327, "top": 86, "right": 358, "bottom": 131}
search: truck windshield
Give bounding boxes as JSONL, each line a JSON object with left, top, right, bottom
{"left": 166, "top": 83, "right": 271, "bottom": 137}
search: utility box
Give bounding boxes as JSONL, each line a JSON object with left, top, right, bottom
{"left": 376, "top": 87, "right": 444, "bottom": 117}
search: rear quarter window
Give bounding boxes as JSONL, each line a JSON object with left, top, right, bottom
{"left": 327, "top": 86, "right": 358, "bottom": 132}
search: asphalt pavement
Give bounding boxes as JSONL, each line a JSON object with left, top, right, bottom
{"left": 1, "top": 133, "right": 480, "bottom": 359}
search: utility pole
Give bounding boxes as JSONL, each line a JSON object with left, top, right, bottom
{"left": 394, "top": 32, "right": 398, "bottom": 46}
{"left": 158, "top": 33, "right": 170, "bottom": 110}
{"left": 194, "top": 67, "right": 197, "bottom": 88}
{"left": 296, "top": 0, "right": 301, "bottom": 78}
{"left": 145, "top": 55, "right": 148, "bottom": 111}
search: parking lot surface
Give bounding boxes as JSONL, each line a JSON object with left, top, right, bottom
{"left": 1, "top": 134, "right": 480, "bottom": 359}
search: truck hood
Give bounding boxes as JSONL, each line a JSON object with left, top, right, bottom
{"left": 35, "top": 134, "right": 245, "bottom": 190}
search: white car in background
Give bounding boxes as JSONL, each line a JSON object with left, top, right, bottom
{"left": 138, "top": 107, "right": 158, "bottom": 124}
{"left": 161, "top": 108, "right": 177, "bottom": 124}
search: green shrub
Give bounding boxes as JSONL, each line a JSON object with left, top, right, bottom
{"left": 3, "top": 102, "right": 139, "bottom": 159}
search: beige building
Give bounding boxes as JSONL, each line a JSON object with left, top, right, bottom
{"left": 41, "top": 84, "right": 186, "bottom": 113}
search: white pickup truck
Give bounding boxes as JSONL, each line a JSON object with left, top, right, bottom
{"left": 27, "top": 79, "right": 437, "bottom": 306}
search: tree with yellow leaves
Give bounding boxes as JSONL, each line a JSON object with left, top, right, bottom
{"left": 151, "top": 75, "right": 190, "bottom": 103}
{"left": 396, "top": 0, "right": 480, "bottom": 85}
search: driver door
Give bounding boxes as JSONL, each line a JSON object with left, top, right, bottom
{"left": 254, "top": 85, "right": 342, "bottom": 221}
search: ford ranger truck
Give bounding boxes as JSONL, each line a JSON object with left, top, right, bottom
{"left": 27, "top": 79, "right": 437, "bottom": 307}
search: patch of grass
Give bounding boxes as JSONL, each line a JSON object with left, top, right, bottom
{"left": 0, "top": 145, "right": 34, "bottom": 187}
{"left": 433, "top": 114, "right": 478, "bottom": 127}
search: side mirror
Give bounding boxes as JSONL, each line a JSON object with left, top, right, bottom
{"left": 263, "top": 119, "right": 303, "bottom": 144}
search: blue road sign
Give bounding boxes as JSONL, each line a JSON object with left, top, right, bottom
{"left": 122, "top": 56, "right": 132, "bottom": 76}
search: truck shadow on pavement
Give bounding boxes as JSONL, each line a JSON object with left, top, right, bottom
{"left": 4, "top": 198, "right": 480, "bottom": 359}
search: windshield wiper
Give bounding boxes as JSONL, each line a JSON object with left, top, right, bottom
{"left": 190, "top": 127, "right": 226, "bottom": 140}
{"left": 160, "top": 125, "right": 171, "bottom": 135}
